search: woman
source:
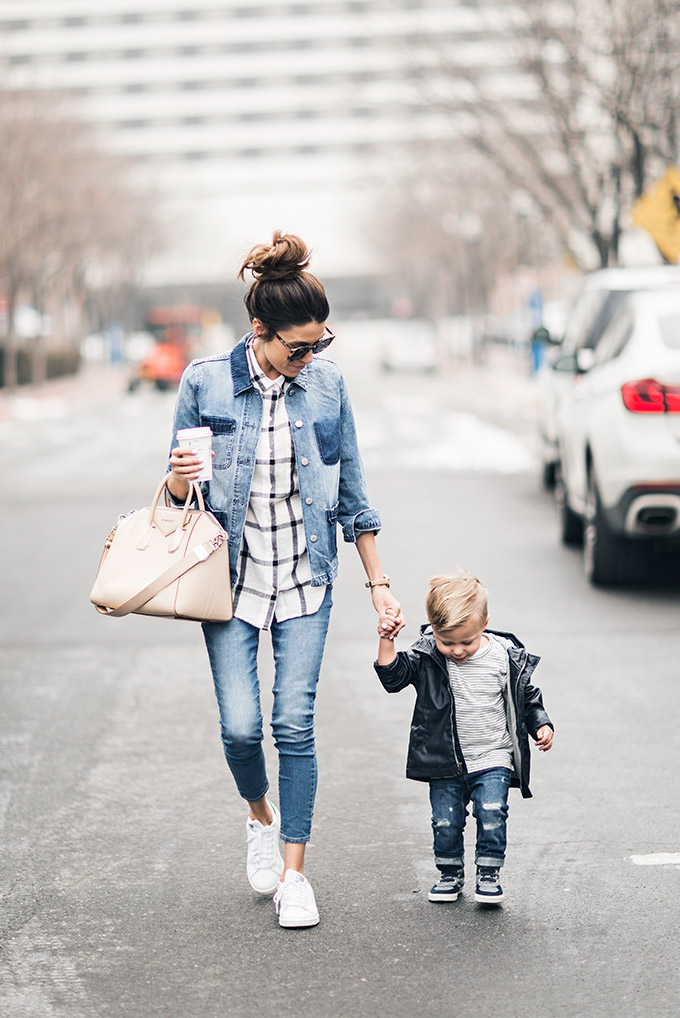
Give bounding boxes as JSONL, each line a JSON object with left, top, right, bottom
{"left": 167, "top": 231, "right": 403, "bottom": 928}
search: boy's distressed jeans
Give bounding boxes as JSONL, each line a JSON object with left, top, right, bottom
{"left": 429, "top": 767, "right": 511, "bottom": 870}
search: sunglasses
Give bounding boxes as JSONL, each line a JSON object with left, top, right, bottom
{"left": 275, "top": 327, "right": 335, "bottom": 362}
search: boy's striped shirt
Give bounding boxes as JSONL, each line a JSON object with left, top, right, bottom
{"left": 446, "top": 634, "right": 513, "bottom": 774}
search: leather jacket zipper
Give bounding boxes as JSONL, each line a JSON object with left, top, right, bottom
{"left": 505, "top": 651, "right": 526, "bottom": 777}
{"left": 447, "top": 682, "right": 463, "bottom": 773}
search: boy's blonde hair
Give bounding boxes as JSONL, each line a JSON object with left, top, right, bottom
{"left": 426, "top": 571, "right": 488, "bottom": 632}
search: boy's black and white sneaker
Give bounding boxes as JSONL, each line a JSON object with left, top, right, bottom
{"left": 428, "top": 870, "right": 465, "bottom": 902}
{"left": 474, "top": 866, "right": 504, "bottom": 904}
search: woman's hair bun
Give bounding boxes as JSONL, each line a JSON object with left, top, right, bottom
{"left": 239, "top": 230, "right": 311, "bottom": 281}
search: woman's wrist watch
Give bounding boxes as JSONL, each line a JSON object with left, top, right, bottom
{"left": 365, "top": 575, "right": 390, "bottom": 589}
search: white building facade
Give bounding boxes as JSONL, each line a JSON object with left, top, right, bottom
{"left": 0, "top": 0, "right": 522, "bottom": 283}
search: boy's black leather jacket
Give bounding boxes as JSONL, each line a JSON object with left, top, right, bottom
{"left": 374, "top": 625, "right": 553, "bottom": 798}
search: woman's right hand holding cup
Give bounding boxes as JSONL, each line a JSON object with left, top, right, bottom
{"left": 168, "top": 446, "right": 204, "bottom": 499}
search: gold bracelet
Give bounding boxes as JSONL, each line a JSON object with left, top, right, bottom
{"left": 365, "top": 575, "right": 390, "bottom": 589}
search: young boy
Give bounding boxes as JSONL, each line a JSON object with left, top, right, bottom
{"left": 375, "top": 571, "right": 553, "bottom": 905}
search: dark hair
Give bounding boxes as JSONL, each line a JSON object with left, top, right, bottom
{"left": 238, "top": 230, "right": 330, "bottom": 336}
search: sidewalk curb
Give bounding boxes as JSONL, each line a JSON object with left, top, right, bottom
{"left": 0, "top": 363, "right": 131, "bottom": 423}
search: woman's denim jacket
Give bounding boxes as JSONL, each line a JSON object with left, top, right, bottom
{"left": 170, "top": 336, "right": 382, "bottom": 587}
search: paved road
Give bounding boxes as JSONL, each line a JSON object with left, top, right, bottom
{"left": 2, "top": 341, "right": 679, "bottom": 1018}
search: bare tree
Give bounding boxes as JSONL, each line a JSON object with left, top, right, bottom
{"left": 0, "top": 89, "right": 163, "bottom": 388}
{"left": 415, "top": 0, "right": 680, "bottom": 268}
{"left": 370, "top": 146, "right": 559, "bottom": 326}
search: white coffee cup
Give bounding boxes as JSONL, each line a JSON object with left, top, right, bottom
{"left": 176, "top": 426, "right": 213, "bottom": 481}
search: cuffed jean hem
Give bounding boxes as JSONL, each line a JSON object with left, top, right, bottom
{"left": 476, "top": 855, "right": 505, "bottom": 867}
{"left": 435, "top": 855, "right": 464, "bottom": 869}
{"left": 281, "top": 836, "right": 310, "bottom": 844}
{"left": 235, "top": 781, "right": 269, "bottom": 804}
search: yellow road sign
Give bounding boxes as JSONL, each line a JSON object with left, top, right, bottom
{"left": 632, "top": 166, "right": 680, "bottom": 263}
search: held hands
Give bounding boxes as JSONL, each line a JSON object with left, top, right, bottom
{"left": 535, "top": 725, "right": 554, "bottom": 752}
{"left": 372, "top": 587, "right": 404, "bottom": 641}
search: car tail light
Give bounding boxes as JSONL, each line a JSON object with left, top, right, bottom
{"left": 621, "top": 379, "right": 680, "bottom": 413}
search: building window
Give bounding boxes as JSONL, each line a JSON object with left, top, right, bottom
{"left": 237, "top": 111, "right": 269, "bottom": 123}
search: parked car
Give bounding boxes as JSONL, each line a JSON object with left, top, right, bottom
{"left": 537, "top": 265, "right": 680, "bottom": 489}
{"left": 128, "top": 337, "right": 188, "bottom": 392}
{"left": 380, "top": 319, "right": 438, "bottom": 373}
{"left": 554, "top": 288, "right": 680, "bottom": 585}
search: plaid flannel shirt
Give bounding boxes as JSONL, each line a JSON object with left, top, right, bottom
{"left": 231, "top": 340, "right": 326, "bottom": 630}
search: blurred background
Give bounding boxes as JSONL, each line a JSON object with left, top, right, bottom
{"left": 3, "top": 5, "right": 680, "bottom": 1018}
{"left": 1, "top": 0, "right": 678, "bottom": 389}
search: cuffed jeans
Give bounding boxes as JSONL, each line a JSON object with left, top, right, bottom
{"left": 201, "top": 587, "right": 332, "bottom": 843}
{"left": 429, "top": 767, "right": 511, "bottom": 870}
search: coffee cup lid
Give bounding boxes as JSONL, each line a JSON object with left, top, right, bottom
{"left": 177, "top": 427, "right": 213, "bottom": 439}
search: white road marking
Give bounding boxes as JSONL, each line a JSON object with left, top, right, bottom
{"left": 630, "top": 853, "right": 680, "bottom": 866}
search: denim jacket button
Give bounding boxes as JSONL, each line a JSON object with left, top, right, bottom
{"left": 294, "top": 420, "right": 303, "bottom": 428}
{"left": 310, "top": 534, "right": 318, "bottom": 542}
{"left": 305, "top": 497, "right": 313, "bottom": 505}
{"left": 301, "top": 457, "right": 309, "bottom": 466}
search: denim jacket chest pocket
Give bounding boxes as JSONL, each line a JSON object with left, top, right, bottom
{"left": 200, "top": 414, "right": 237, "bottom": 469}
{"left": 313, "top": 417, "right": 341, "bottom": 465}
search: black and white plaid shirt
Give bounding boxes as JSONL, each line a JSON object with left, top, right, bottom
{"left": 231, "top": 340, "right": 326, "bottom": 630}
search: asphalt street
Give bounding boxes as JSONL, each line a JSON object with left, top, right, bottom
{"left": 1, "top": 336, "right": 679, "bottom": 1018}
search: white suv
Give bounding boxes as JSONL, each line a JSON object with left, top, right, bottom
{"left": 556, "top": 289, "right": 680, "bottom": 584}
{"left": 538, "top": 265, "right": 680, "bottom": 489}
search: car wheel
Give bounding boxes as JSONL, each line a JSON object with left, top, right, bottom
{"left": 583, "top": 466, "right": 639, "bottom": 586}
{"left": 555, "top": 464, "right": 583, "bottom": 546}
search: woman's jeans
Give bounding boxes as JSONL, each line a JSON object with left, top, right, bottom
{"left": 201, "top": 588, "right": 332, "bottom": 844}
{"left": 429, "top": 767, "right": 511, "bottom": 870}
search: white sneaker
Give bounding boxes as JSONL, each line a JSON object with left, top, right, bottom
{"left": 273, "top": 870, "right": 320, "bottom": 928}
{"left": 245, "top": 801, "right": 284, "bottom": 894}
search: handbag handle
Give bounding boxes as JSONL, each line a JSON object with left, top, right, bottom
{"left": 134, "top": 477, "right": 207, "bottom": 552}
{"left": 151, "top": 475, "right": 205, "bottom": 527}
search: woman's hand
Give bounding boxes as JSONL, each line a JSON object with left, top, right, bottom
{"left": 371, "top": 586, "right": 404, "bottom": 640}
{"left": 354, "top": 533, "right": 404, "bottom": 639}
{"left": 168, "top": 446, "right": 205, "bottom": 500}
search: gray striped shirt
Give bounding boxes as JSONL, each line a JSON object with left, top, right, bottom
{"left": 446, "top": 634, "right": 513, "bottom": 774}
